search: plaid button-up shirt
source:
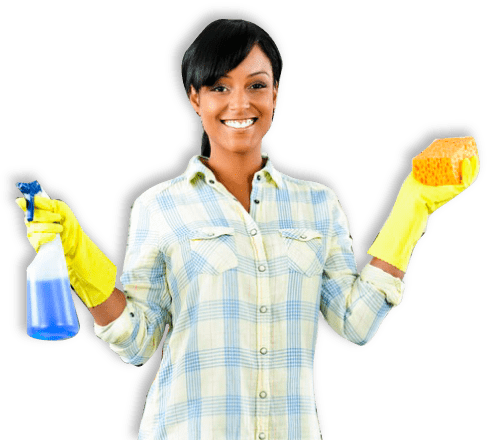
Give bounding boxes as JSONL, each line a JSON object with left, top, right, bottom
{"left": 95, "top": 152, "right": 404, "bottom": 440}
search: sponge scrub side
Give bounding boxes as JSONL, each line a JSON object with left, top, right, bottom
{"left": 412, "top": 137, "right": 478, "bottom": 186}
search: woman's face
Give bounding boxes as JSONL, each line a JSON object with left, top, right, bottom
{"left": 189, "top": 44, "right": 278, "bottom": 157}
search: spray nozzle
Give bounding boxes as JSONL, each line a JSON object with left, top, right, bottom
{"left": 17, "top": 181, "right": 42, "bottom": 222}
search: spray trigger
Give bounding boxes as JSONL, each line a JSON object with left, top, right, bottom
{"left": 17, "top": 181, "right": 42, "bottom": 222}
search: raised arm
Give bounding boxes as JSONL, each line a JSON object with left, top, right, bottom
{"left": 367, "top": 155, "right": 479, "bottom": 273}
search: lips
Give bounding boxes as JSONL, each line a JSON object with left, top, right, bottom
{"left": 221, "top": 118, "right": 258, "bottom": 129}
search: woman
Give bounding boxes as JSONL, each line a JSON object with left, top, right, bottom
{"left": 17, "top": 19, "right": 478, "bottom": 440}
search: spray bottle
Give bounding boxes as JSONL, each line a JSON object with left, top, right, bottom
{"left": 18, "top": 181, "right": 80, "bottom": 340}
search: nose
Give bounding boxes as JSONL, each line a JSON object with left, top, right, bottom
{"left": 228, "top": 86, "right": 250, "bottom": 111}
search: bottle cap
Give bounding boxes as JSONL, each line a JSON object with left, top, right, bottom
{"left": 17, "top": 181, "right": 42, "bottom": 222}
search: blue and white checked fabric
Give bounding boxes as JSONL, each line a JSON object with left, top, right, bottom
{"left": 94, "top": 152, "right": 404, "bottom": 440}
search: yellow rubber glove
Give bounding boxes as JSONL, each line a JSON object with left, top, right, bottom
{"left": 16, "top": 196, "right": 116, "bottom": 308}
{"left": 368, "top": 156, "right": 479, "bottom": 272}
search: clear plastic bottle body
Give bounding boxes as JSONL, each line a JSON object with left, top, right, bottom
{"left": 20, "top": 182, "right": 80, "bottom": 340}
{"left": 26, "top": 235, "right": 80, "bottom": 340}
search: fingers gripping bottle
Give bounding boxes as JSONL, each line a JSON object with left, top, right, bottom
{"left": 17, "top": 181, "right": 80, "bottom": 340}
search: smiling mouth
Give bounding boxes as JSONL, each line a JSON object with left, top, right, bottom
{"left": 221, "top": 118, "right": 258, "bottom": 129}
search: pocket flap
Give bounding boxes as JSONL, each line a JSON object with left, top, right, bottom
{"left": 189, "top": 226, "right": 235, "bottom": 240}
{"left": 279, "top": 228, "right": 322, "bottom": 241}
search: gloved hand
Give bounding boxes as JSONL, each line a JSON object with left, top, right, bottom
{"left": 368, "top": 156, "right": 479, "bottom": 272}
{"left": 16, "top": 196, "right": 116, "bottom": 308}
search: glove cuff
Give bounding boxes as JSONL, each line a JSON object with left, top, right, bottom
{"left": 67, "top": 232, "right": 117, "bottom": 308}
{"left": 368, "top": 188, "right": 428, "bottom": 272}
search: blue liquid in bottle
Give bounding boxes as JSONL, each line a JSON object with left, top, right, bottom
{"left": 27, "top": 277, "right": 80, "bottom": 341}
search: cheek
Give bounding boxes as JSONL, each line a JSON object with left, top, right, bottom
{"left": 261, "top": 98, "right": 275, "bottom": 121}
{"left": 200, "top": 104, "right": 220, "bottom": 130}
{"left": 207, "top": 102, "right": 218, "bottom": 113}
{"left": 261, "top": 94, "right": 275, "bottom": 114}
{"left": 199, "top": 94, "right": 220, "bottom": 118}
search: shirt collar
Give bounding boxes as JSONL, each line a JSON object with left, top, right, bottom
{"left": 185, "top": 151, "right": 283, "bottom": 189}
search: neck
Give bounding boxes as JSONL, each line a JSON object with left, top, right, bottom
{"left": 202, "top": 149, "right": 266, "bottom": 188}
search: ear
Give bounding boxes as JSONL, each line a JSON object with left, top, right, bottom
{"left": 188, "top": 85, "right": 201, "bottom": 116}
{"left": 273, "top": 82, "right": 279, "bottom": 110}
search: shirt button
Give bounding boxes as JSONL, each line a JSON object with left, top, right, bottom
{"left": 258, "top": 265, "right": 266, "bottom": 272}
{"left": 257, "top": 175, "right": 261, "bottom": 180}
{"left": 259, "top": 432, "right": 266, "bottom": 440}
{"left": 260, "top": 306, "right": 267, "bottom": 313}
{"left": 260, "top": 347, "right": 267, "bottom": 355}
{"left": 209, "top": 179, "right": 215, "bottom": 184}
{"left": 130, "top": 312, "right": 134, "bottom": 317}
{"left": 250, "top": 229, "right": 257, "bottom": 236}
{"left": 254, "top": 199, "right": 260, "bottom": 204}
{"left": 259, "top": 391, "right": 267, "bottom": 398}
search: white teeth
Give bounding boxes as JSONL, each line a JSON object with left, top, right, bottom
{"left": 223, "top": 118, "right": 255, "bottom": 128}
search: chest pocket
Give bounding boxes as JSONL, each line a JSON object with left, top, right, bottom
{"left": 279, "top": 228, "right": 324, "bottom": 277}
{"left": 188, "top": 226, "right": 238, "bottom": 275}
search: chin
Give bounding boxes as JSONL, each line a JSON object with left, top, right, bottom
{"left": 226, "top": 144, "right": 261, "bottom": 155}
{"left": 213, "top": 137, "right": 260, "bottom": 153}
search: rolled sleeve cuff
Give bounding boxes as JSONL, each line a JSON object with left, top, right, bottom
{"left": 360, "top": 263, "right": 405, "bottom": 306}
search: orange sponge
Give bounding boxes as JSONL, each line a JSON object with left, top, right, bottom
{"left": 412, "top": 137, "right": 478, "bottom": 186}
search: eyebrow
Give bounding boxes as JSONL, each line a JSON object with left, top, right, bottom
{"left": 221, "top": 71, "right": 270, "bottom": 78}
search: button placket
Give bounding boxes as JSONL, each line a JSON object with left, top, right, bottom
{"left": 249, "top": 223, "right": 271, "bottom": 439}
{"left": 251, "top": 174, "right": 263, "bottom": 211}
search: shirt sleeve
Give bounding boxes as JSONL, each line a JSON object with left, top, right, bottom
{"left": 93, "top": 196, "right": 172, "bottom": 365}
{"left": 320, "top": 191, "right": 404, "bottom": 346}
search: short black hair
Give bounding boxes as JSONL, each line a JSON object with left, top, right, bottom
{"left": 181, "top": 19, "right": 283, "bottom": 157}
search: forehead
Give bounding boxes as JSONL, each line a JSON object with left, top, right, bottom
{"left": 222, "top": 45, "right": 273, "bottom": 79}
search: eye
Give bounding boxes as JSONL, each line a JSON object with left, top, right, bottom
{"left": 210, "top": 85, "right": 227, "bottom": 92}
{"left": 251, "top": 82, "right": 266, "bottom": 89}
